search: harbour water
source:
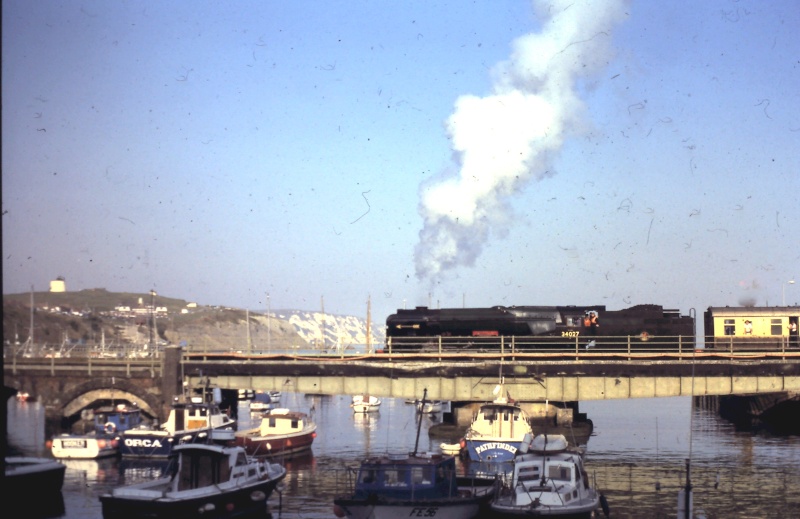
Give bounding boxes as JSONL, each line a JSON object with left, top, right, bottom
{"left": 7, "top": 392, "right": 800, "bottom": 518}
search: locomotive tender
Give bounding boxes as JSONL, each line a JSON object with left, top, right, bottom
{"left": 384, "top": 304, "right": 696, "bottom": 351}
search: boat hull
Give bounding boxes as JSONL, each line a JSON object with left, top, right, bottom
{"left": 465, "top": 439, "right": 521, "bottom": 462}
{"left": 51, "top": 434, "right": 119, "bottom": 459}
{"left": 121, "top": 420, "right": 237, "bottom": 457}
{"left": 351, "top": 404, "right": 380, "bottom": 413}
{"left": 234, "top": 429, "right": 316, "bottom": 458}
{"left": 120, "top": 429, "right": 175, "bottom": 457}
{"left": 490, "top": 501, "right": 598, "bottom": 518}
{"left": 333, "top": 498, "right": 484, "bottom": 519}
{"left": 4, "top": 456, "right": 66, "bottom": 495}
{"left": 100, "top": 478, "right": 282, "bottom": 519}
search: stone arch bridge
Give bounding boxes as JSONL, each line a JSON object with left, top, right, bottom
{"left": 4, "top": 347, "right": 183, "bottom": 426}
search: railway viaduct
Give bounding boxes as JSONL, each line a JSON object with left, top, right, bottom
{"left": 5, "top": 346, "right": 800, "bottom": 429}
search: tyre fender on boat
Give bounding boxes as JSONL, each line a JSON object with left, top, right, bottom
{"left": 104, "top": 422, "right": 116, "bottom": 434}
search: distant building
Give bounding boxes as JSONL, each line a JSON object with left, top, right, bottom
{"left": 50, "top": 276, "right": 66, "bottom": 292}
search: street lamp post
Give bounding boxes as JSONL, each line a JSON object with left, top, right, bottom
{"left": 783, "top": 280, "right": 796, "bottom": 306}
{"left": 267, "top": 292, "right": 271, "bottom": 351}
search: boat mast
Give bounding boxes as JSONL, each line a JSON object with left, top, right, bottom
{"left": 246, "top": 308, "right": 252, "bottom": 354}
{"left": 412, "top": 388, "right": 428, "bottom": 456}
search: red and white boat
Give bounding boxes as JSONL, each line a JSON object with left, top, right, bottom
{"left": 234, "top": 408, "right": 317, "bottom": 458}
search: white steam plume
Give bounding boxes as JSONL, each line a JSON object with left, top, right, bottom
{"left": 415, "top": 0, "right": 629, "bottom": 286}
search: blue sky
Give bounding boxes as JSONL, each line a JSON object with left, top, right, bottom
{"left": 3, "top": 0, "right": 798, "bottom": 324}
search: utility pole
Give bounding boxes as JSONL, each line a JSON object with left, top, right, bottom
{"left": 267, "top": 292, "right": 271, "bottom": 351}
{"left": 149, "top": 290, "right": 157, "bottom": 353}
{"left": 366, "top": 294, "right": 372, "bottom": 353}
{"left": 320, "top": 296, "right": 326, "bottom": 352}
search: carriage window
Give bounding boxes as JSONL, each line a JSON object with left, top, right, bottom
{"left": 724, "top": 319, "right": 735, "bottom": 336}
{"left": 771, "top": 319, "right": 782, "bottom": 335}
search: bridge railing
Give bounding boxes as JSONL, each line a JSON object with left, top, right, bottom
{"left": 3, "top": 342, "right": 163, "bottom": 360}
{"left": 6, "top": 334, "right": 797, "bottom": 368}
{"left": 3, "top": 342, "right": 164, "bottom": 376}
{"left": 379, "top": 334, "right": 796, "bottom": 358}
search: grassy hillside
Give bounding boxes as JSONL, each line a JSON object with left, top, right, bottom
{"left": 3, "top": 288, "right": 192, "bottom": 314}
{"left": 2, "top": 289, "right": 303, "bottom": 351}
{"left": 3, "top": 289, "right": 378, "bottom": 352}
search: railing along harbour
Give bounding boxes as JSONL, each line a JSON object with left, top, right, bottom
{"left": 3, "top": 342, "right": 163, "bottom": 376}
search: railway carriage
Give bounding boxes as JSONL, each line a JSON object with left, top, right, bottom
{"left": 703, "top": 306, "right": 800, "bottom": 349}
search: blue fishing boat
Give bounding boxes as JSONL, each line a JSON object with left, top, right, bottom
{"left": 334, "top": 390, "right": 495, "bottom": 519}
{"left": 120, "top": 393, "right": 236, "bottom": 458}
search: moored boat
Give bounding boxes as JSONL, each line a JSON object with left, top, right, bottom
{"left": 490, "top": 433, "right": 604, "bottom": 518}
{"left": 50, "top": 404, "right": 144, "bottom": 459}
{"left": 351, "top": 394, "right": 381, "bottom": 413}
{"left": 5, "top": 456, "right": 66, "bottom": 495}
{"left": 249, "top": 391, "right": 274, "bottom": 413}
{"left": 463, "top": 383, "right": 533, "bottom": 463}
{"left": 120, "top": 394, "right": 236, "bottom": 458}
{"left": 416, "top": 400, "right": 444, "bottom": 414}
{"left": 99, "top": 443, "right": 286, "bottom": 519}
{"left": 333, "top": 451, "right": 495, "bottom": 519}
{"left": 267, "top": 390, "right": 282, "bottom": 404}
{"left": 235, "top": 407, "right": 317, "bottom": 458}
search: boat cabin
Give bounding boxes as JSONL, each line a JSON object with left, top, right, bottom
{"left": 354, "top": 454, "right": 458, "bottom": 500}
{"left": 171, "top": 444, "right": 250, "bottom": 491}
{"left": 510, "top": 435, "right": 592, "bottom": 507}
{"left": 472, "top": 402, "right": 530, "bottom": 438}
{"left": 93, "top": 404, "right": 143, "bottom": 435}
{"left": 258, "top": 408, "right": 308, "bottom": 436}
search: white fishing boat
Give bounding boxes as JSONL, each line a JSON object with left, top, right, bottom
{"left": 490, "top": 433, "right": 605, "bottom": 518}
{"left": 415, "top": 400, "right": 443, "bottom": 414}
{"left": 463, "top": 381, "right": 533, "bottom": 463}
{"left": 351, "top": 394, "right": 381, "bottom": 413}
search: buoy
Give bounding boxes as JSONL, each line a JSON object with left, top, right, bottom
{"left": 104, "top": 422, "right": 116, "bottom": 434}
{"left": 333, "top": 504, "right": 346, "bottom": 518}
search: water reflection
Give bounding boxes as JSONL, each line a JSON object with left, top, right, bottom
{"left": 6, "top": 394, "right": 800, "bottom": 518}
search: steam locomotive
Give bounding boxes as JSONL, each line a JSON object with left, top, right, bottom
{"left": 384, "top": 303, "right": 800, "bottom": 352}
{"left": 384, "top": 304, "right": 696, "bottom": 351}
